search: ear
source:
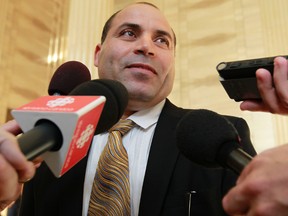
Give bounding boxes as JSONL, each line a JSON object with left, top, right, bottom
{"left": 94, "top": 44, "right": 102, "bottom": 67}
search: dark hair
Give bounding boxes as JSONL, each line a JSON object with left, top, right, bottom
{"left": 100, "top": 2, "right": 177, "bottom": 47}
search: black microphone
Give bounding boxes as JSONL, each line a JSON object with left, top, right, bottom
{"left": 12, "top": 79, "right": 128, "bottom": 176}
{"left": 48, "top": 61, "right": 91, "bottom": 96}
{"left": 176, "top": 109, "right": 253, "bottom": 174}
{"left": 69, "top": 79, "right": 128, "bottom": 134}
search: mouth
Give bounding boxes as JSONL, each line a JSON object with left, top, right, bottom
{"left": 126, "top": 63, "right": 157, "bottom": 74}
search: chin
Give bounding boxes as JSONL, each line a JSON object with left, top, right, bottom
{"left": 129, "top": 93, "right": 151, "bottom": 102}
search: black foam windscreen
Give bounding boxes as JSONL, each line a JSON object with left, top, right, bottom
{"left": 69, "top": 79, "right": 128, "bottom": 134}
{"left": 176, "top": 109, "right": 240, "bottom": 168}
{"left": 48, "top": 61, "right": 91, "bottom": 95}
{"left": 94, "top": 79, "right": 128, "bottom": 122}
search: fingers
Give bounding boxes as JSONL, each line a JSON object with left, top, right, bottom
{"left": 223, "top": 187, "right": 250, "bottom": 215}
{"left": 222, "top": 163, "right": 255, "bottom": 215}
{"left": 273, "top": 57, "right": 288, "bottom": 109}
{"left": 0, "top": 122, "right": 37, "bottom": 211}
{"left": 240, "top": 56, "right": 288, "bottom": 114}
{"left": 0, "top": 129, "right": 35, "bottom": 180}
{"left": 223, "top": 145, "right": 288, "bottom": 216}
{"left": 0, "top": 127, "right": 35, "bottom": 211}
{"left": 239, "top": 67, "right": 273, "bottom": 112}
{"left": 240, "top": 100, "right": 268, "bottom": 112}
{"left": 0, "top": 153, "right": 23, "bottom": 211}
{"left": 255, "top": 68, "right": 279, "bottom": 113}
{"left": 0, "top": 120, "right": 22, "bottom": 136}
{"left": 32, "top": 156, "right": 44, "bottom": 168}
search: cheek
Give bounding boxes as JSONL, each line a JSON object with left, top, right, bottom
{"left": 164, "top": 72, "right": 175, "bottom": 91}
{"left": 161, "top": 56, "right": 175, "bottom": 81}
{"left": 161, "top": 59, "right": 175, "bottom": 92}
{"left": 102, "top": 41, "right": 128, "bottom": 59}
{"left": 97, "top": 50, "right": 117, "bottom": 72}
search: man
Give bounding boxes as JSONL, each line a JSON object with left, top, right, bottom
{"left": 2, "top": 2, "right": 255, "bottom": 216}
{"left": 223, "top": 56, "right": 288, "bottom": 216}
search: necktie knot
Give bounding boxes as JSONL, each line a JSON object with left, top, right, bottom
{"left": 109, "top": 119, "right": 135, "bottom": 136}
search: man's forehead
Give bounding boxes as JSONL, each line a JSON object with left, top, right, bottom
{"left": 111, "top": 4, "right": 173, "bottom": 34}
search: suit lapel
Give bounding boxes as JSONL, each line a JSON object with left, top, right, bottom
{"left": 139, "top": 100, "right": 187, "bottom": 216}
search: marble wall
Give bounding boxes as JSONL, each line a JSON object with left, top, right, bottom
{"left": 0, "top": 0, "right": 70, "bottom": 122}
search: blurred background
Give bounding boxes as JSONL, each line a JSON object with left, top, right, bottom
{"left": 0, "top": 0, "right": 288, "bottom": 181}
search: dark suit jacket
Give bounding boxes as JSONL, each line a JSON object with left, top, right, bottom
{"left": 19, "top": 100, "right": 256, "bottom": 216}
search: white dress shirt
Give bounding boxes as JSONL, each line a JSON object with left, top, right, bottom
{"left": 82, "top": 100, "right": 165, "bottom": 216}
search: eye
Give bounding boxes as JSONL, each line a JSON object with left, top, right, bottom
{"left": 155, "top": 37, "right": 170, "bottom": 48}
{"left": 119, "top": 29, "right": 136, "bottom": 39}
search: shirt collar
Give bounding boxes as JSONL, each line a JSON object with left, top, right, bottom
{"left": 128, "top": 99, "right": 166, "bottom": 130}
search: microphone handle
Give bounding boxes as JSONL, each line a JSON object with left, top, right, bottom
{"left": 227, "top": 148, "right": 253, "bottom": 174}
{"left": 18, "top": 121, "right": 63, "bottom": 160}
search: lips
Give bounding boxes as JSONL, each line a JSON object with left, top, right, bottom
{"left": 126, "top": 63, "right": 157, "bottom": 74}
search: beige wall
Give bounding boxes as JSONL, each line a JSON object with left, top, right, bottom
{"left": 1, "top": 0, "right": 288, "bottom": 155}
{"left": 0, "top": 0, "right": 70, "bottom": 123}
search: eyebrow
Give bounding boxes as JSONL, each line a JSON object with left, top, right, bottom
{"left": 116, "top": 23, "right": 141, "bottom": 33}
{"left": 117, "top": 22, "right": 173, "bottom": 43}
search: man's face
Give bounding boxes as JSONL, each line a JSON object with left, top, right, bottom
{"left": 94, "top": 4, "right": 176, "bottom": 111}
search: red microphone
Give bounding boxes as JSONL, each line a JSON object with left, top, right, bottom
{"left": 12, "top": 79, "right": 128, "bottom": 177}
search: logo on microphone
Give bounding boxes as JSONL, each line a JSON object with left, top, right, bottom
{"left": 47, "top": 97, "right": 75, "bottom": 108}
{"left": 76, "top": 124, "right": 95, "bottom": 148}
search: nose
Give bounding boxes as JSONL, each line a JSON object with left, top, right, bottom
{"left": 134, "top": 35, "right": 155, "bottom": 56}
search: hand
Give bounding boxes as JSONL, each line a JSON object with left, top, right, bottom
{"left": 222, "top": 144, "right": 288, "bottom": 216}
{"left": 0, "top": 120, "right": 36, "bottom": 211}
{"left": 240, "top": 56, "right": 288, "bottom": 114}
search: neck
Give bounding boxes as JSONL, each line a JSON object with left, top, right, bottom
{"left": 121, "top": 99, "right": 166, "bottom": 119}
{"left": 121, "top": 110, "right": 136, "bottom": 119}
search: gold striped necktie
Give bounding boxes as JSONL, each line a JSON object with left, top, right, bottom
{"left": 88, "top": 119, "right": 135, "bottom": 216}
